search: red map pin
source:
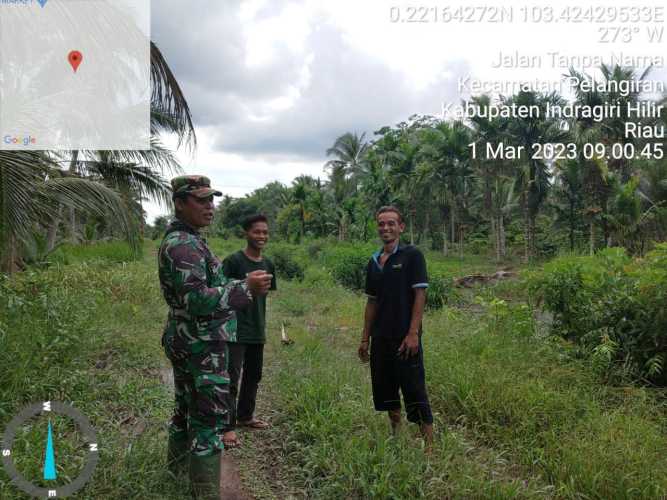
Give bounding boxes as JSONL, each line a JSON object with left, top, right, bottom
{"left": 68, "top": 50, "right": 83, "bottom": 72}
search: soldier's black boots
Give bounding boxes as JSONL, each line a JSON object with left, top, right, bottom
{"left": 167, "top": 433, "right": 189, "bottom": 476}
{"left": 189, "top": 453, "right": 221, "bottom": 500}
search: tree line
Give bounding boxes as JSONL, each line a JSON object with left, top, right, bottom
{"left": 3, "top": 62, "right": 667, "bottom": 273}
{"left": 210, "top": 65, "right": 667, "bottom": 262}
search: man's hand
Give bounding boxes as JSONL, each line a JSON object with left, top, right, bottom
{"left": 397, "top": 332, "right": 419, "bottom": 359}
{"left": 246, "top": 270, "right": 273, "bottom": 296}
{"left": 358, "top": 339, "right": 370, "bottom": 363}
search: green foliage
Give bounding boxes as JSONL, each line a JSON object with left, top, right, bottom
{"left": 0, "top": 254, "right": 192, "bottom": 499}
{"left": 425, "top": 273, "right": 456, "bottom": 310}
{"left": 306, "top": 240, "right": 326, "bottom": 259}
{"left": 303, "top": 266, "right": 334, "bottom": 288}
{"left": 149, "top": 215, "right": 170, "bottom": 240}
{"left": 320, "top": 243, "right": 374, "bottom": 291}
{"left": 276, "top": 204, "right": 304, "bottom": 242}
{"left": 49, "top": 240, "right": 140, "bottom": 265}
{"left": 267, "top": 277, "right": 667, "bottom": 499}
{"left": 266, "top": 243, "right": 305, "bottom": 281}
{"left": 477, "top": 296, "right": 535, "bottom": 337}
{"left": 530, "top": 246, "right": 667, "bottom": 384}
{"left": 218, "top": 198, "right": 259, "bottom": 230}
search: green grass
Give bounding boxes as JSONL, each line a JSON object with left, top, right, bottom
{"left": 1, "top": 239, "right": 666, "bottom": 499}
{"left": 0, "top": 247, "right": 187, "bottom": 499}
{"left": 262, "top": 280, "right": 667, "bottom": 499}
{"left": 49, "top": 241, "right": 140, "bottom": 266}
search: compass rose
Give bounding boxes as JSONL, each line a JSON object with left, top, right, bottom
{"left": 2, "top": 401, "right": 99, "bottom": 498}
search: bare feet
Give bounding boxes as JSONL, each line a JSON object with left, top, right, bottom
{"left": 237, "top": 418, "right": 270, "bottom": 430}
{"left": 222, "top": 430, "right": 241, "bottom": 449}
{"left": 388, "top": 409, "right": 402, "bottom": 435}
{"left": 420, "top": 423, "right": 434, "bottom": 453}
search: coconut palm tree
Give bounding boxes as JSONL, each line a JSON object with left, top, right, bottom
{"left": 0, "top": 152, "right": 135, "bottom": 272}
{"left": 325, "top": 132, "right": 370, "bottom": 240}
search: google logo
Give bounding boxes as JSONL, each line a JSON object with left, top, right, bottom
{"left": 3, "top": 135, "right": 37, "bottom": 146}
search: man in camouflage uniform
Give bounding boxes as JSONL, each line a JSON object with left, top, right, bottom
{"left": 158, "top": 175, "right": 272, "bottom": 499}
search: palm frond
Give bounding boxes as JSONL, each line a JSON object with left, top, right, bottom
{"left": 151, "top": 42, "right": 196, "bottom": 150}
{"left": 37, "top": 177, "right": 138, "bottom": 249}
{"left": 0, "top": 152, "right": 48, "bottom": 243}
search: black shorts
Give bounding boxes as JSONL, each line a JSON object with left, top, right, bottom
{"left": 369, "top": 336, "right": 433, "bottom": 424}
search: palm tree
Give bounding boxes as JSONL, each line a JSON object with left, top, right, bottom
{"left": 387, "top": 138, "right": 421, "bottom": 243}
{"left": 552, "top": 160, "right": 585, "bottom": 252}
{"left": 0, "top": 152, "right": 135, "bottom": 272}
{"left": 467, "top": 95, "right": 515, "bottom": 259}
{"left": 325, "top": 132, "right": 370, "bottom": 240}
{"left": 565, "top": 64, "right": 653, "bottom": 251}
{"left": 503, "top": 91, "right": 569, "bottom": 262}
{"left": 291, "top": 175, "right": 314, "bottom": 242}
{"left": 491, "top": 176, "right": 518, "bottom": 261}
{"left": 415, "top": 120, "right": 472, "bottom": 253}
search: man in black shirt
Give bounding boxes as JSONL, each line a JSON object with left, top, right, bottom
{"left": 222, "top": 214, "right": 277, "bottom": 448}
{"left": 359, "top": 206, "right": 434, "bottom": 448}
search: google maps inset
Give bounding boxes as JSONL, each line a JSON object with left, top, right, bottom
{"left": 0, "top": 0, "right": 150, "bottom": 150}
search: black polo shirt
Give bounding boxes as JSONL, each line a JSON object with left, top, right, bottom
{"left": 364, "top": 242, "right": 429, "bottom": 339}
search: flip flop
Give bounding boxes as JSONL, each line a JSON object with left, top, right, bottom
{"left": 237, "top": 418, "right": 269, "bottom": 429}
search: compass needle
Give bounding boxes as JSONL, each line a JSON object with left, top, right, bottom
{"left": 43, "top": 420, "right": 57, "bottom": 481}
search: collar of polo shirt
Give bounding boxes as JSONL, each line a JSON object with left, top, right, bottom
{"left": 372, "top": 241, "right": 401, "bottom": 269}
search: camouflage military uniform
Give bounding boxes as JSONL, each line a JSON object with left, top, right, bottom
{"left": 159, "top": 178, "right": 252, "bottom": 458}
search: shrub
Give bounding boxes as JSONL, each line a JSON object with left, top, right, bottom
{"left": 321, "top": 244, "right": 372, "bottom": 291}
{"left": 266, "top": 244, "right": 305, "bottom": 281}
{"left": 303, "top": 266, "right": 334, "bottom": 288}
{"left": 306, "top": 240, "right": 326, "bottom": 260}
{"left": 530, "top": 246, "right": 667, "bottom": 384}
{"left": 426, "top": 273, "right": 456, "bottom": 310}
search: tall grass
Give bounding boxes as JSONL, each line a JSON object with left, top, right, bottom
{"left": 49, "top": 241, "right": 140, "bottom": 266}
{"left": 0, "top": 244, "right": 189, "bottom": 499}
{"left": 2, "top": 238, "right": 667, "bottom": 498}
{"left": 262, "top": 276, "right": 667, "bottom": 499}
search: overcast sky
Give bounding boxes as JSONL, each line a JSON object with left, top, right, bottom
{"left": 146, "top": 0, "right": 667, "bottom": 222}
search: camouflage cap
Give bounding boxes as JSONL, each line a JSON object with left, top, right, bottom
{"left": 171, "top": 175, "right": 222, "bottom": 198}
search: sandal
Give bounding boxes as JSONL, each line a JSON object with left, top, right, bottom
{"left": 222, "top": 431, "right": 241, "bottom": 449}
{"left": 237, "top": 418, "right": 270, "bottom": 429}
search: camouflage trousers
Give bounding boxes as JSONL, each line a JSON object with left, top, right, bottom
{"left": 163, "top": 324, "right": 231, "bottom": 457}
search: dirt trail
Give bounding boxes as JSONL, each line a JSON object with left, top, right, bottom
{"left": 160, "top": 367, "right": 256, "bottom": 500}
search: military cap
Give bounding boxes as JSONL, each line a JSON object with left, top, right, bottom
{"left": 171, "top": 175, "right": 222, "bottom": 198}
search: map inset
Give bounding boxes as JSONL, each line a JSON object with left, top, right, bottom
{"left": 0, "top": 0, "right": 150, "bottom": 150}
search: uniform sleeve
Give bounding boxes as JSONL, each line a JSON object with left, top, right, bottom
{"left": 269, "top": 260, "right": 277, "bottom": 291}
{"left": 166, "top": 237, "right": 251, "bottom": 316}
{"left": 410, "top": 249, "right": 429, "bottom": 289}
{"left": 364, "top": 259, "right": 377, "bottom": 299}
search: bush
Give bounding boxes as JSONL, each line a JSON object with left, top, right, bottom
{"left": 306, "top": 240, "right": 326, "bottom": 260}
{"left": 266, "top": 244, "right": 305, "bottom": 281}
{"left": 303, "top": 266, "right": 334, "bottom": 288}
{"left": 321, "top": 244, "right": 373, "bottom": 291}
{"left": 426, "top": 273, "right": 457, "bottom": 310}
{"left": 530, "top": 246, "right": 667, "bottom": 384}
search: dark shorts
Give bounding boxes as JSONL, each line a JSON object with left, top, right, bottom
{"left": 370, "top": 336, "right": 433, "bottom": 424}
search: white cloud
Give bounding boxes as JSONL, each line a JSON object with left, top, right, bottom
{"left": 147, "top": 0, "right": 667, "bottom": 223}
